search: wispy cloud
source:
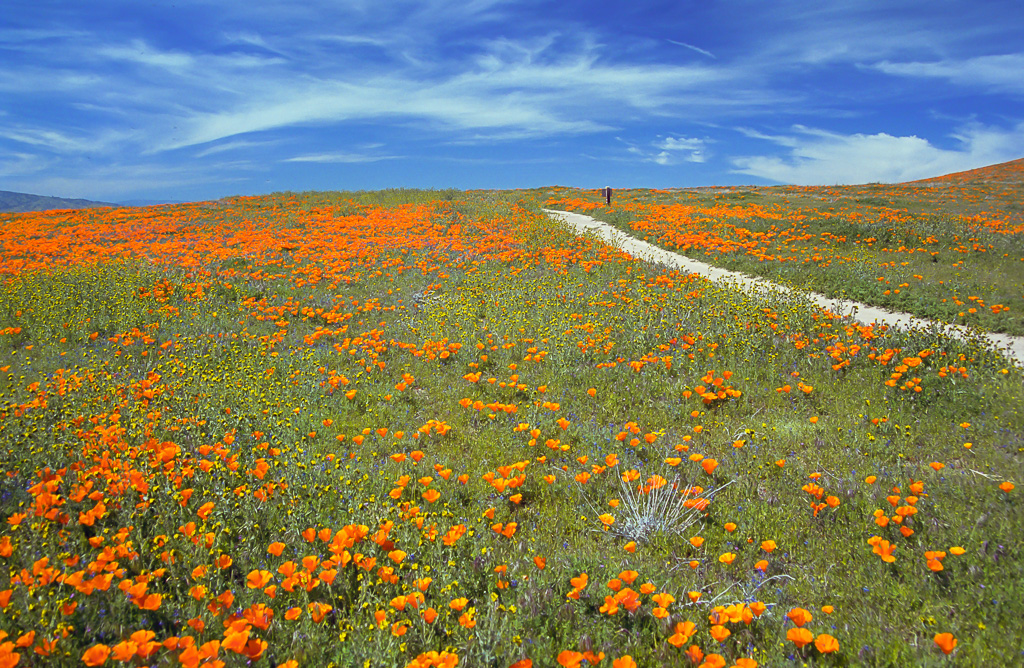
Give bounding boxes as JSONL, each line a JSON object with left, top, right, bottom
{"left": 730, "top": 122, "right": 1024, "bottom": 184}
{"left": 194, "top": 140, "right": 280, "bottom": 158}
{"left": 667, "top": 40, "right": 716, "bottom": 59}
{"left": 740, "top": 4, "right": 954, "bottom": 67}
{"left": 313, "top": 33, "right": 393, "bottom": 48}
{"left": 97, "top": 40, "right": 197, "bottom": 70}
{"left": 0, "top": 125, "right": 134, "bottom": 154}
{"left": 0, "top": 152, "right": 50, "bottom": 178}
{"left": 2, "top": 160, "right": 250, "bottom": 200}
{"left": 155, "top": 35, "right": 751, "bottom": 150}
{"left": 873, "top": 53, "right": 1024, "bottom": 94}
{"left": 283, "top": 152, "right": 400, "bottom": 163}
{"left": 0, "top": 127, "right": 95, "bottom": 152}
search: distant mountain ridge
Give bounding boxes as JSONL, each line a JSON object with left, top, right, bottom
{"left": 0, "top": 190, "right": 119, "bottom": 213}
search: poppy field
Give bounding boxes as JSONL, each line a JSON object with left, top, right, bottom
{"left": 0, "top": 176, "right": 1021, "bottom": 667}
{"left": 549, "top": 157, "right": 1024, "bottom": 336}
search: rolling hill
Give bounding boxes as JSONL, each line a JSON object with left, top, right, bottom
{"left": 0, "top": 190, "right": 118, "bottom": 213}
{"left": 907, "top": 156, "right": 1024, "bottom": 184}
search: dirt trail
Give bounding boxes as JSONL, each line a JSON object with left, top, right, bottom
{"left": 544, "top": 208, "right": 1024, "bottom": 367}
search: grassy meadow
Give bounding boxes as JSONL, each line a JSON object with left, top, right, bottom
{"left": 0, "top": 175, "right": 1021, "bottom": 667}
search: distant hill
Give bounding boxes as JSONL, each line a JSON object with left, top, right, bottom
{"left": 0, "top": 190, "right": 119, "bottom": 213}
{"left": 117, "top": 199, "right": 185, "bottom": 207}
{"left": 907, "top": 157, "right": 1024, "bottom": 185}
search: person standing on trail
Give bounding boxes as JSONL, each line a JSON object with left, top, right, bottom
{"left": 603, "top": 186, "right": 613, "bottom": 206}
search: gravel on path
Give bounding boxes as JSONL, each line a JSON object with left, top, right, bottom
{"left": 544, "top": 208, "right": 1024, "bottom": 367}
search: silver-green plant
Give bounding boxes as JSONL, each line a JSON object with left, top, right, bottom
{"left": 587, "top": 472, "right": 733, "bottom": 544}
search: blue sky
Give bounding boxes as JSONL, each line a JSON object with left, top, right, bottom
{"left": 2, "top": 0, "right": 1023, "bottom": 202}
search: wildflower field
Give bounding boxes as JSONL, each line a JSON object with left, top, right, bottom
{"left": 550, "top": 157, "right": 1024, "bottom": 336}
{"left": 0, "top": 172, "right": 1021, "bottom": 667}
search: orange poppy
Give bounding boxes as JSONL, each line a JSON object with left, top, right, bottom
{"left": 786, "top": 627, "right": 813, "bottom": 649}
{"left": 933, "top": 632, "right": 957, "bottom": 655}
{"left": 82, "top": 645, "right": 111, "bottom": 666}
{"left": 815, "top": 634, "right": 839, "bottom": 653}
{"left": 787, "top": 607, "right": 813, "bottom": 627}
{"left": 618, "top": 570, "right": 638, "bottom": 584}
{"left": 709, "top": 625, "right": 730, "bottom": 642}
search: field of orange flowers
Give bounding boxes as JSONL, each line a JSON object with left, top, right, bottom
{"left": 0, "top": 186, "right": 1021, "bottom": 667}
{"left": 548, "top": 158, "right": 1024, "bottom": 337}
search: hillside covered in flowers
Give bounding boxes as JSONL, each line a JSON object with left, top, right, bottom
{"left": 0, "top": 176, "right": 1021, "bottom": 666}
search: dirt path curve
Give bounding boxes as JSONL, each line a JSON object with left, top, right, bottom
{"left": 544, "top": 208, "right": 1024, "bottom": 366}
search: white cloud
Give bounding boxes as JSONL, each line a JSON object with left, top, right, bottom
{"left": 731, "top": 122, "right": 1024, "bottom": 184}
{"left": 667, "top": 40, "right": 716, "bottom": 59}
{"left": 99, "top": 38, "right": 287, "bottom": 76}
{"left": 0, "top": 66, "right": 106, "bottom": 94}
{"left": 283, "top": 152, "right": 400, "bottom": 163}
{"left": 0, "top": 13, "right": 782, "bottom": 177}
{"left": 873, "top": 53, "right": 1024, "bottom": 94}
{"left": 0, "top": 152, "right": 49, "bottom": 178}
{"left": 194, "top": 139, "right": 279, "bottom": 158}
{"left": 314, "top": 33, "right": 393, "bottom": 48}
{"left": 0, "top": 128, "right": 92, "bottom": 152}
{"left": 652, "top": 151, "right": 672, "bottom": 165}
{"left": 739, "top": 3, "right": 986, "bottom": 68}
{"left": 154, "top": 42, "right": 737, "bottom": 150}
{"left": 658, "top": 136, "right": 705, "bottom": 153}
{"left": 623, "top": 135, "right": 708, "bottom": 165}
{"left": 98, "top": 40, "right": 197, "bottom": 71}
{"left": 221, "top": 31, "right": 290, "bottom": 57}
{"left": 4, "top": 161, "right": 250, "bottom": 200}
{"left": 0, "top": 125, "right": 134, "bottom": 154}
